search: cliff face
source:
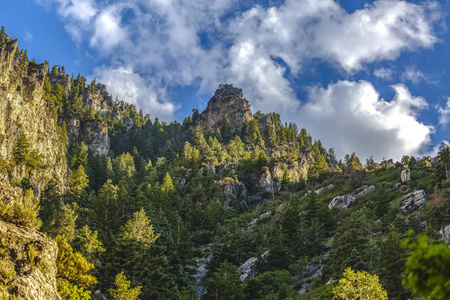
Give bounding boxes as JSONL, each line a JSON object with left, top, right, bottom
{"left": 0, "top": 40, "right": 68, "bottom": 195}
{"left": 197, "top": 84, "right": 252, "bottom": 131}
{"left": 0, "top": 220, "right": 61, "bottom": 300}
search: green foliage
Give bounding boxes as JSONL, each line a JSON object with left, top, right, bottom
{"left": 55, "top": 235, "right": 97, "bottom": 288}
{"left": 244, "top": 270, "right": 293, "bottom": 299}
{"left": 403, "top": 235, "right": 450, "bottom": 300}
{"left": 332, "top": 267, "right": 388, "bottom": 300}
{"left": 57, "top": 279, "right": 91, "bottom": 300}
{"left": 14, "top": 132, "right": 30, "bottom": 165}
{"left": 116, "top": 208, "right": 160, "bottom": 246}
{"left": 204, "top": 261, "right": 243, "bottom": 300}
{"left": 0, "top": 26, "right": 5, "bottom": 44}
{"left": 108, "top": 272, "right": 142, "bottom": 300}
{"left": 69, "top": 165, "right": 89, "bottom": 197}
{"left": 7, "top": 189, "right": 42, "bottom": 229}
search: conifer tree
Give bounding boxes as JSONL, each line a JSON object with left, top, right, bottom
{"left": 69, "top": 165, "right": 89, "bottom": 197}
{"left": 0, "top": 26, "right": 5, "bottom": 44}
{"left": 109, "top": 272, "right": 142, "bottom": 300}
{"left": 14, "top": 132, "right": 30, "bottom": 165}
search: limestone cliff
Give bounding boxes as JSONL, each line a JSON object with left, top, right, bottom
{"left": 197, "top": 84, "right": 252, "bottom": 131}
{"left": 0, "top": 220, "right": 61, "bottom": 300}
{"left": 0, "top": 39, "right": 68, "bottom": 195}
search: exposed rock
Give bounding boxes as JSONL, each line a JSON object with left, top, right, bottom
{"left": 123, "top": 117, "right": 134, "bottom": 131}
{"left": 248, "top": 211, "right": 272, "bottom": 230}
{"left": 64, "top": 117, "right": 110, "bottom": 157}
{"left": 298, "top": 263, "right": 323, "bottom": 294}
{"left": 399, "top": 190, "right": 427, "bottom": 215}
{"left": 328, "top": 185, "right": 375, "bottom": 209}
{"left": 0, "top": 220, "right": 61, "bottom": 300}
{"left": 197, "top": 84, "right": 252, "bottom": 132}
{"left": 276, "top": 204, "right": 285, "bottom": 212}
{"left": 221, "top": 181, "right": 248, "bottom": 206}
{"left": 0, "top": 39, "right": 68, "bottom": 195}
{"left": 272, "top": 159, "right": 310, "bottom": 182}
{"left": 315, "top": 184, "right": 334, "bottom": 195}
{"left": 237, "top": 251, "right": 269, "bottom": 281}
{"left": 401, "top": 169, "right": 411, "bottom": 183}
{"left": 194, "top": 255, "right": 211, "bottom": 297}
{"left": 439, "top": 225, "right": 450, "bottom": 241}
{"left": 259, "top": 168, "right": 273, "bottom": 194}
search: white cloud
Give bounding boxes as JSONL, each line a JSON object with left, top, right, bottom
{"left": 438, "top": 98, "right": 450, "bottom": 127}
{"left": 298, "top": 81, "right": 433, "bottom": 161}
{"left": 35, "top": 0, "right": 440, "bottom": 159}
{"left": 374, "top": 68, "right": 393, "bottom": 80}
{"left": 93, "top": 66, "right": 178, "bottom": 121}
{"left": 401, "top": 68, "right": 427, "bottom": 84}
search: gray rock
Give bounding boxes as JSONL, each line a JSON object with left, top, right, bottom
{"left": 194, "top": 255, "right": 211, "bottom": 297}
{"left": 401, "top": 169, "right": 411, "bottom": 183}
{"left": 248, "top": 211, "right": 272, "bottom": 230}
{"left": 196, "top": 84, "right": 252, "bottom": 132}
{"left": 439, "top": 225, "right": 450, "bottom": 241}
{"left": 399, "top": 190, "right": 427, "bottom": 215}
{"left": 328, "top": 185, "right": 375, "bottom": 209}
{"left": 315, "top": 184, "right": 334, "bottom": 195}
{"left": 237, "top": 251, "right": 269, "bottom": 281}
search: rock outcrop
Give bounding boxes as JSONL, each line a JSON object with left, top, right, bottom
{"left": 329, "top": 185, "right": 375, "bottom": 209}
{"left": 64, "top": 117, "right": 110, "bottom": 157}
{"left": 237, "top": 251, "right": 269, "bottom": 281}
{"left": 197, "top": 84, "right": 252, "bottom": 132}
{"left": 0, "top": 221, "right": 61, "bottom": 300}
{"left": 220, "top": 180, "right": 248, "bottom": 207}
{"left": 439, "top": 225, "right": 450, "bottom": 241}
{"left": 401, "top": 169, "right": 411, "bottom": 183}
{"left": 0, "top": 39, "right": 68, "bottom": 195}
{"left": 399, "top": 190, "right": 427, "bottom": 215}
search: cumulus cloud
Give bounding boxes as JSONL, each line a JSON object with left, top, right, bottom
{"left": 438, "top": 98, "right": 450, "bottom": 127}
{"left": 93, "top": 66, "right": 178, "bottom": 121}
{"left": 36, "top": 0, "right": 440, "bottom": 157}
{"left": 298, "top": 81, "right": 433, "bottom": 161}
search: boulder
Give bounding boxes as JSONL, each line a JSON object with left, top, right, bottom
{"left": 401, "top": 169, "right": 411, "bottom": 183}
{"left": 237, "top": 251, "right": 269, "bottom": 281}
{"left": 0, "top": 221, "right": 61, "bottom": 300}
{"left": 399, "top": 190, "right": 427, "bottom": 215}
{"left": 439, "top": 225, "right": 450, "bottom": 241}
{"left": 328, "top": 185, "right": 375, "bottom": 209}
{"left": 315, "top": 184, "right": 334, "bottom": 195}
{"left": 248, "top": 211, "right": 272, "bottom": 230}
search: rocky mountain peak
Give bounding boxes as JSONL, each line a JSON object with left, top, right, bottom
{"left": 197, "top": 84, "right": 252, "bottom": 131}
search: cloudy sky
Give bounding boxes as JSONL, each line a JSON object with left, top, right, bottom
{"left": 2, "top": 0, "right": 450, "bottom": 161}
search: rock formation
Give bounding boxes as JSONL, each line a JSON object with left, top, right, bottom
{"left": 328, "top": 185, "right": 376, "bottom": 209}
{"left": 401, "top": 169, "right": 410, "bottom": 183}
{"left": 0, "top": 220, "right": 61, "bottom": 300}
{"left": 0, "top": 39, "right": 68, "bottom": 195}
{"left": 399, "top": 190, "right": 427, "bottom": 215}
{"left": 197, "top": 84, "right": 252, "bottom": 132}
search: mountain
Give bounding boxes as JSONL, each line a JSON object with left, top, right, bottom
{"left": 1, "top": 30, "right": 450, "bottom": 300}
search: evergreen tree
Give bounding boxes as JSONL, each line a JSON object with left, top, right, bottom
{"left": 379, "top": 226, "right": 409, "bottom": 299}
{"left": 14, "top": 132, "right": 30, "bottom": 165}
{"left": 108, "top": 272, "right": 142, "bottom": 300}
{"left": 204, "top": 262, "right": 243, "bottom": 300}
{"left": 221, "top": 114, "right": 233, "bottom": 144}
{"left": 69, "top": 165, "right": 89, "bottom": 197}
{"left": 0, "top": 26, "right": 5, "bottom": 44}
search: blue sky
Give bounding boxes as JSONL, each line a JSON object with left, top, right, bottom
{"left": 2, "top": 0, "right": 450, "bottom": 161}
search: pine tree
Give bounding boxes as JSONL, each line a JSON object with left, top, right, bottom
{"left": 109, "top": 272, "right": 142, "bottom": 300}
{"left": 379, "top": 226, "right": 409, "bottom": 299}
{"left": 14, "top": 132, "right": 30, "bottom": 165}
{"left": 69, "top": 165, "right": 89, "bottom": 197}
{"left": 221, "top": 114, "right": 233, "bottom": 144}
{"left": 204, "top": 262, "right": 243, "bottom": 300}
{"left": 0, "top": 26, "right": 5, "bottom": 44}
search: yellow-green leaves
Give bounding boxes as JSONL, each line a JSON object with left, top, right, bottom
{"left": 332, "top": 267, "right": 388, "bottom": 300}
{"left": 108, "top": 272, "right": 142, "bottom": 300}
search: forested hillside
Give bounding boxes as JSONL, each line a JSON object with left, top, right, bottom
{"left": 1, "top": 28, "right": 450, "bottom": 300}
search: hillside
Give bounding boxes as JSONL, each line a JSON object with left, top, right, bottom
{"left": 1, "top": 30, "right": 450, "bottom": 300}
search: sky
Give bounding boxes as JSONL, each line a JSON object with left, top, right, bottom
{"left": 2, "top": 0, "right": 450, "bottom": 162}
